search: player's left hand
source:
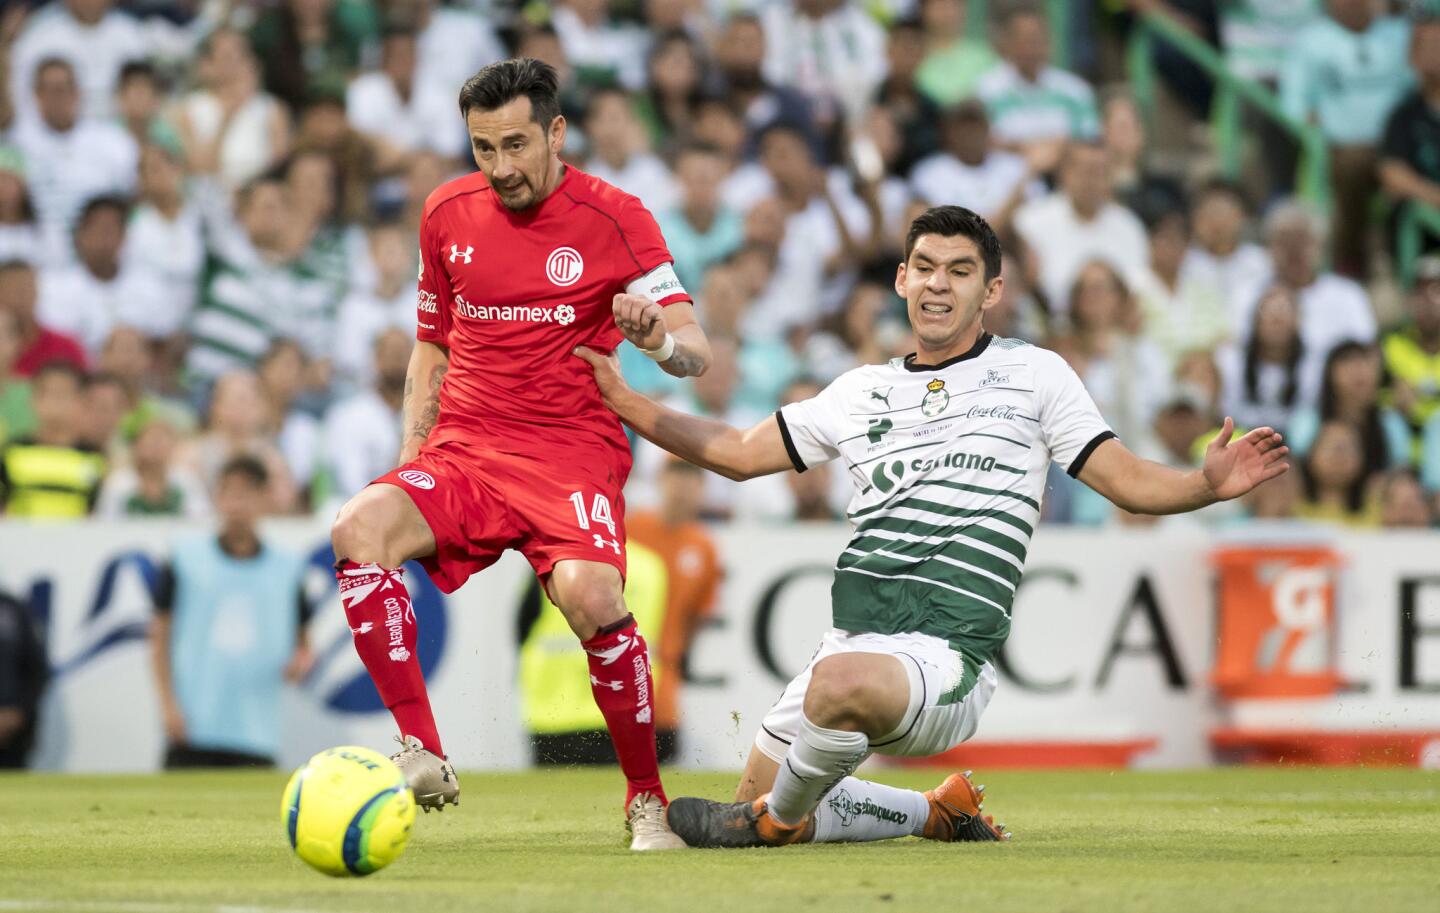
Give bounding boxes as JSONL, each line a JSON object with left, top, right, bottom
{"left": 612, "top": 293, "right": 668, "bottom": 351}
{"left": 1202, "top": 418, "right": 1289, "bottom": 502}
{"left": 573, "top": 345, "right": 629, "bottom": 405}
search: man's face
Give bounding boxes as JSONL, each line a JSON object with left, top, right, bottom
{"left": 1004, "top": 13, "right": 1050, "bottom": 75}
{"left": 75, "top": 207, "right": 126, "bottom": 273}
{"left": 67, "top": 0, "right": 111, "bottom": 25}
{"left": 1062, "top": 146, "right": 1111, "bottom": 215}
{"left": 373, "top": 328, "right": 412, "bottom": 387}
{"left": 215, "top": 474, "right": 265, "bottom": 531}
{"left": 760, "top": 130, "right": 814, "bottom": 195}
{"left": 467, "top": 96, "right": 563, "bottom": 211}
{"left": 0, "top": 267, "right": 37, "bottom": 321}
{"left": 887, "top": 28, "right": 926, "bottom": 78}
{"left": 584, "top": 93, "right": 632, "bottom": 159}
{"left": 1410, "top": 277, "right": 1440, "bottom": 336}
{"left": 895, "top": 233, "right": 1000, "bottom": 352}
{"left": 139, "top": 145, "right": 182, "bottom": 200}
{"left": 1269, "top": 222, "right": 1319, "bottom": 287}
{"left": 1193, "top": 191, "right": 1244, "bottom": 253}
{"left": 942, "top": 114, "right": 989, "bottom": 164}
{"left": 85, "top": 381, "right": 128, "bottom": 445}
{"left": 715, "top": 19, "right": 765, "bottom": 79}
{"left": 676, "top": 151, "right": 723, "bottom": 210}
{"left": 241, "top": 182, "right": 289, "bottom": 248}
{"left": 35, "top": 64, "right": 79, "bottom": 130}
{"left": 33, "top": 371, "right": 84, "bottom": 438}
{"left": 382, "top": 33, "right": 417, "bottom": 85}
{"left": 99, "top": 326, "right": 152, "bottom": 383}
{"left": 117, "top": 75, "right": 158, "bottom": 125}
{"left": 1415, "top": 22, "right": 1440, "bottom": 82}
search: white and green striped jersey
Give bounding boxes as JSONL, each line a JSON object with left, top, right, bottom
{"left": 776, "top": 334, "right": 1114, "bottom": 665}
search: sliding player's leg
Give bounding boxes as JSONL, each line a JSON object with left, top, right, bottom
{"left": 547, "top": 559, "right": 682, "bottom": 851}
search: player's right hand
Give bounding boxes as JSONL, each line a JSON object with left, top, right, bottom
{"left": 573, "top": 346, "right": 629, "bottom": 405}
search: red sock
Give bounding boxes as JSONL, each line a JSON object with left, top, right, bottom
{"left": 336, "top": 559, "right": 444, "bottom": 757}
{"left": 583, "top": 615, "right": 666, "bottom": 806}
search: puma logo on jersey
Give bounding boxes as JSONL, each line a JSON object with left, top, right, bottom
{"left": 450, "top": 244, "right": 473, "bottom": 264}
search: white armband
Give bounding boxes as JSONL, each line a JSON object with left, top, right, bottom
{"left": 640, "top": 332, "right": 676, "bottom": 362}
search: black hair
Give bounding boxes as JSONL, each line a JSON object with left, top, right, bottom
{"left": 34, "top": 56, "right": 75, "bottom": 83}
{"left": 995, "top": 0, "right": 1046, "bottom": 28}
{"left": 1299, "top": 422, "right": 1370, "bottom": 515}
{"left": 32, "top": 359, "right": 87, "bottom": 388}
{"left": 0, "top": 258, "right": 35, "bottom": 275}
{"left": 891, "top": 15, "right": 925, "bottom": 35}
{"left": 1317, "top": 340, "right": 1389, "bottom": 480}
{"left": 904, "top": 206, "right": 1003, "bottom": 281}
{"left": 458, "top": 58, "right": 561, "bottom": 127}
{"left": 77, "top": 195, "right": 130, "bottom": 227}
{"left": 1242, "top": 286, "right": 1303, "bottom": 409}
{"left": 118, "top": 60, "right": 158, "bottom": 87}
{"left": 218, "top": 454, "right": 270, "bottom": 489}
{"left": 1194, "top": 177, "right": 1251, "bottom": 213}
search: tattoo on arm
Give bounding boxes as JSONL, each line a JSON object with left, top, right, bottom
{"left": 406, "top": 364, "right": 447, "bottom": 443}
{"left": 661, "top": 344, "right": 706, "bottom": 378}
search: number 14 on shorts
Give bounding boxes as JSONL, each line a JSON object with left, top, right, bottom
{"left": 569, "top": 491, "right": 620, "bottom": 554}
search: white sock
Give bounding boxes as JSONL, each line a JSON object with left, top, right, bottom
{"left": 766, "top": 715, "right": 869, "bottom": 826}
{"left": 810, "top": 777, "right": 931, "bottom": 843}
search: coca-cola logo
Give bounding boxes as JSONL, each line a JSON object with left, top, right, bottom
{"left": 964, "top": 404, "right": 1021, "bottom": 421}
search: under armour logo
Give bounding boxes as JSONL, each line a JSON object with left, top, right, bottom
{"left": 590, "top": 674, "right": 624, "bottom": 692}
{"left": 592, "top": 534, "right": 620, "bottom": 554}
{"left": 450, "top": 244, "right": 473, "bottom": 264}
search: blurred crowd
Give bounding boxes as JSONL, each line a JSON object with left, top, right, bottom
{"left": 1, "top": 0, "right": 1439, "bottom": 531}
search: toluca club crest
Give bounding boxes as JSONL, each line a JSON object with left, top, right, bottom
{"left": 921, "top": 378, "right": 950, "bottom": 417}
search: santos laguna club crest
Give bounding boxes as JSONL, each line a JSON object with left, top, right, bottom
{"left": 921, "top": 378, "right": 950, "bottom": 417}
{"left": 546, "top": 246, "right": 584, "bottom": 287}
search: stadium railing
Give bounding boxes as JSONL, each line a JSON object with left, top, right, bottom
{"left": 1398, "top": 202, "right": 1440, "bottom": 289}
{"left": 1125, "top": 7, "right": 1333, "bottom": 214}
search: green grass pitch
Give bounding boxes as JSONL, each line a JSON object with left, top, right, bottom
{"left": 2, "top": 767, "right": 1437, "bottom": 913}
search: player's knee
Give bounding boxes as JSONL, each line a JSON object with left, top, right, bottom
{"left": 803, "top": 658, "right": 876, "bottom": 732}
{"left": 549, "top": 564, "right": 626, "bottom": 638}
{"left": 331, "top": 505, "right": 390, "bottom": 567}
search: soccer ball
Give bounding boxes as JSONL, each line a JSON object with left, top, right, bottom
{"left": 280, "top": 746, "right": 416, "bottom": 877}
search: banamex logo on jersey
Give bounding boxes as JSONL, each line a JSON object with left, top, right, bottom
{"left": 546, "top": 246, "right": 584, "bottom": 287}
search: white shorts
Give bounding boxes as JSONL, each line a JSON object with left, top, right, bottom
{"left": 754, "top": 628, "right": 998, "bottom": 763}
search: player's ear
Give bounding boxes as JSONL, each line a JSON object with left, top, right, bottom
{"left": 548, "top": 115, "right": 566, "bottom": 153}
{"left": 980, "top": 274, "right": 1005, "bottom": 313}
{"left": 893, "top": 260, "right": 907, "bottom": 299}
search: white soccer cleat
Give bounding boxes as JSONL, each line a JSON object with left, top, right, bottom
{"left": 389, "top": 735, "right": 459, "bottom": 812}
{"left": 627, "top": 792, "right": 686, "bottom": 851}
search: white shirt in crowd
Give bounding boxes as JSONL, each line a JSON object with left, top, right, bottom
{"left": 94, "top": 467, "right": 212, "bottom": 520}
{"left": 1234, "top": 272, "right": 1377, "bottom": 395}
{"left": 179, "top": 91, "right": 287, "bottom": 193}
{"left": 415, "top": 6, "right": 506, "bottom": 103}
{"left": 124, "top": 202, "right": 205, "bottom": 331}
{"left": 0, "top": 224, "right": 40, "bottom": 264}
{"left": 10, "top": 114, "right": 138, "bottom": 266}
{"left": 8, "top": 4, "right": 149, "bottom": 121}
{"left": 331, "top": 286, "right": 415, "bottom": 389}
{"left": 585, "top": 153, "right": 680, "bottom": 216}
{"left": 976, "top": 61, "right": 1100, "bottom": 145}
{"left": 1181, "top": 242, "right": 1272, "bottom": 327}
{"left": 1215, "top": 342, "right": 1320, "bottom": 433}
{"left": 323, "top": 389, "right": 401, "bottom": 500}
{"left": 37, "top": 261, "right": 169, "bottom": 353}
{"left": 761, "top": 1, "right": 888, "bottom": 117}
{"left": 551, "top": 5, "right": 649, "bottom": 91}
{"left": 346, "top": 72, "right": 467, "bottom": 158}
{"left": 1013, "top": 192, "right": 1148, "bottom": 312}
{"left": 908, "top": 149, "right": 1041, "bottom": 218}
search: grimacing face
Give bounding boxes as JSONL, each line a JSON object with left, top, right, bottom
{"left": 894, "top": 233, "right": 1001, "bottom": 354}
{"left": 466, "top": 96, "right": 565, "bottom": 211}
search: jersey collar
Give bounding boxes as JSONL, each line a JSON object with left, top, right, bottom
{"left": 903, "top": 333, "right": 992, "bottom": 372}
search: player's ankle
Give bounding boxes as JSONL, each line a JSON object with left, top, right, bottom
{"left": 755, "top": 800, "right": 813, "bottom": 845}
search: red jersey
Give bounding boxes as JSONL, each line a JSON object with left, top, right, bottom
{"left": 415, "top": 166, "right": 690, "bottom": 470}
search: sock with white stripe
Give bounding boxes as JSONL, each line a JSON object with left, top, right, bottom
{"left": 765, "top": 715, "right": 869, "bottom": 826}
{"left": 809, "top": 776, "right": 930, "bottom": 842}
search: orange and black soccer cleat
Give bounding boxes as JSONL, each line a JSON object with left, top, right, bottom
{"left": 922, "top": 770, "right": 1012, "bottom": 842}
{"left": 666, "top": 794, "right": 813, "bottom": 848}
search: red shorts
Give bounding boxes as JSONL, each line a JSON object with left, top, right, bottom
{"left": 372, "top": 438, "right": 628, "bottom": 593}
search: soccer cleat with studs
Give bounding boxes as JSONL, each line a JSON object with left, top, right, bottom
{"left": 626, "top": 792, "right": 686, "bottom": 850}
{"left": 389, "top": 735, "right": 459, "bottom": 812}
{"left": 665, "top": 794, "right": 811, "bottom": 848}
{"left": 922, "top": 770, "right": 1012, "bottom": 842}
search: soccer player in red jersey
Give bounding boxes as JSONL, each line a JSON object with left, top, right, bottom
{"left": 328, "top": 59, "right": 712, "bottom": 850}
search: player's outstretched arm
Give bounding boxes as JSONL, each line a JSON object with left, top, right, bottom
{"left": 612, "top": 294, "right": 711, "bottom": 379}
{"left": 397, "top": 339, "right": 450, "bottom": 466}
{"left": 574, "top": 346, "right": 791, "bottom": 481}
{"left": 1077, "top": 418, "right": 1290, "bottom": 515}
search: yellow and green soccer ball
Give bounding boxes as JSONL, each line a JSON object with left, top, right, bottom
{"left": 280, "top": 746, "right": 416, "bottom": 877}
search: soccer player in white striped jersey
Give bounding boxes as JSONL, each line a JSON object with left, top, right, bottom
{"left": 574, "top": 205, "right": 1290, "bottom": 849}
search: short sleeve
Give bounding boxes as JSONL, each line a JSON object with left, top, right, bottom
{"left": 776, "top": 380, "right": 850, "bottom": 473}
{"left": 1379, "top": 98, "right": 1411, "bottom": 163}
{"left": 1033, "top": 350, "right": 1115, "bottom": 477}
{"left": 617, "top": 197, "right": 692, "bottom": 307}
{"left": 416, "top": 208, "right": 454, "bottom": 343}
